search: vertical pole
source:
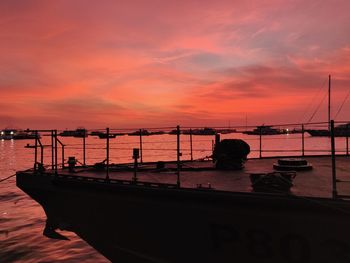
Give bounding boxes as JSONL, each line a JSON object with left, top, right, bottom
{"left": 83, "top": 131, "right": 86, "bottom": 166}
{"left": 259, "top": 127, "right": 262, "bottom": 158}
{"left": 62, "top": 145, "right": 65, "bottom": 168}
{"left": 139, "top": 129, "right": 143, "bottom": 164}
{"left": 190, "top": 128, "right": 193, "bottom": 161}
{"left": 330, "top": 120, "right": 337, "bottom": 199}
{"left": 346, "top": 124, "right": 349, "bottom": 156}
{"left": 133, "top": 149, "right": 138, "bottom": 182}
{"left": 328, "top": 75, "right": 331, "bottom": 132}
{"left": 54, "top": 130, "right": 58, "bottom": 174}
{"left": 176, "top": 125, "right": 181, "bottom": 187}
{"left": 106, "top": 128, "right": 110, "bottom": 180}
{"left": 40, "top": 140, "right": 43, "bottom": 165}
{"left": 51, "top": 130, "right": 54, "bottom": 171}
{"left": 34, "top": 131, "right": 38, "bottom": 171}
{"left": 301, "top": 124, "right": 305, "bottom": 157}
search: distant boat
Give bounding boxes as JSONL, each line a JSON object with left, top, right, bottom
{"left": 185, "top": 128, "right": 217, "bottom": 135}
{"left": 59, "top": 128, "right": 87, "bottom": 138}
{"left": 128, "top": 129, "right": 150, "bottom": 136}
{"left": 243, "top": 125, "right": 284, "bottom": 135}
{"left": 98, "top": 133, "right": 117, "bottom": 139}
{"left": 216, "top": 128, "right": 237, "bottom": 134}
{"left": 307, "top": 123, "right": 350, "bottom": 137}
{"left": 0, "top": 129, "right": 17, "bottom": 140}
{"left": 13, "top": 131, "right": 41, "bottom": 140}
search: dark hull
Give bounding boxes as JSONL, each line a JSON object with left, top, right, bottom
{"left": 242, "top": 131, "right": 284, "bottom": 135}
{"left": 306, "top": 129, "right": 350, "bottom": 137}
{"left": 16, "top": 172, "right": 350, "bottom": 263}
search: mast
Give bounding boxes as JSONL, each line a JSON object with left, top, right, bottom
{"left": 328, "top": 74, "right": 331, "bottom": 131}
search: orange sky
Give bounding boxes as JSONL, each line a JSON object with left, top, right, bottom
{"left": 1, "top": 0, "right": 350, "bottom": 129}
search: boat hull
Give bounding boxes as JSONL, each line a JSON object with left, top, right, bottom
{"left": 16, "top": 172, "right": 350, "bottom": 263}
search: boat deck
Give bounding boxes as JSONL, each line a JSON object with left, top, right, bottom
{"left": 44, "top": 155, "right": 350, "bottom": 199}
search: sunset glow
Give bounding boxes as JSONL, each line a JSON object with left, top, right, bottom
{"left": 1, "top": 0, "right": 350, "bottom": 128}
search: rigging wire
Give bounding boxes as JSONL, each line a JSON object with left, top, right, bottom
{"left": 299, "top": 79, "right": 327, "bottom": 123}
{"left": 334, "top": 89, "right": 350, "bottom": 120}
{"left": 0, "top": 173, "right": 16, "bottom": 183}
{"left": 306, "top": 89, "right": 328, "bottom": 123}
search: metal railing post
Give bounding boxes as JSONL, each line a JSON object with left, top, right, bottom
{"left": 106, "top": 127, "right": 110, "bottom": 180}
{"left": 133, "top": 148, "right": 139, "bottom": 182}
{"left": 190, "top": 128, "right": 193, "bottom": 161}
{"left": 301, "top": 124, "right": 305, "bottom": 157}
{"left": 330, "top": 120, "right": 337, "bottom": 199}
{"left": 346, "top": 125, "right": 349, "bottom": 156}
{"left": 83, "top": 131, "right": 86, "bottom": 166}
{"left": 39, "top": 138, "right": 43, "bottom": 165}
{"left": 62, "top": 145, "right": 65, "bottom": 168}
{"left": 51, "top": 130, "right": 54, "bottom": 171}
{"left": 139, "top": 129, "right": 143, "bottom": 164}
{"left": 34, "top": 131, "right": 38, "bottom": 171}
{"left": 54, "top": 130, "right": 58, "bottom": 175}
{"left": 176, "top": 125, "right": 181, "bottom": 187}
{"left": 259, "top": 127, "right": 262, "bottom": 158}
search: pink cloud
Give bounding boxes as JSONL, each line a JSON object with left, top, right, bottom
{"left": 0, "top": 0, "right": 350, "bottom": 128}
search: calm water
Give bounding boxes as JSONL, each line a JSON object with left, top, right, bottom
{"left": 1, "top": 132, "right": 348, "bottom": 262}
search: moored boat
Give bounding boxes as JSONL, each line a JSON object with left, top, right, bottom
{"left": 0, "top": 129, "right": 17, "bottom": 140}
{"left": 59, "top": 128, "right": 88, "bottom": 137}
{"left": 306, "top": 123, "right": 350, "bottom": 137}
{"left": 243, "top": 125, "right": 284, "bottom": 135}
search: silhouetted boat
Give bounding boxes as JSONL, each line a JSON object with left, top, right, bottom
{"left": 128, "top": 129, "right": 151, "bottom": 136}
{"left": 169, "top": 128, "right": 218, "bottom": 135}
{"left": 98, "top": 133, "right": 117, "bottom": 139}
{"left": 183, "top": 128, "right": 217, "bottom": 135}
{"left": 306, "top": 123, "right": 350, "bottom": 137}
{"left": 13, "top": 131, "right": 41, "bottom": 140}
{"left": 216, "top": 128, "right": 237, "bottom": 134}
{"left": 0, "top": 129, "right": 17, "bottom": 140}
{"left": 16, "top": 156, "right": 350, "bottom": 263}
{"left": 243, "top": 125, "right": 284, "bottom": 135}
{"left": 59, "top": 128, "right": 88, "bottom": 138}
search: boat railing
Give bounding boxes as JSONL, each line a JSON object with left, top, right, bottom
{"left": 18, "top": 120, "right": 350, "bottom": 198}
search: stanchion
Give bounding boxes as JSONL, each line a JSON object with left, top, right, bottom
{"left": 190, "top": 128, "right": 193, "bottom": 161}
{"left": 139, "top": 129, "right": 143, "bottom": 164}
{"left": 259, "top": 127, "right": 262, "bottom": 158}
{"left": 176, "top": 125, "right": 181, "bottom": 187}
{"left": 106, "top": 127, "right": 110, "bottom": 180}
{"left": 301, "top": 124, "right": 305, "bottom": 157}
{"left": 330, "top": 120, "right": 337, "bottom": 199}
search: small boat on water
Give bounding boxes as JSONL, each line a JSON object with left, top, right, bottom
{"left": 59, "top": 128, "right": 88, "bottom": 138}
{"left": 307, "top": 123, "right": 350, "bottom": 137}
{"left": 98, "top": 133, "right": 117, "bottom": 139}
{"left": 243, "top": 125, "right": 285, "bottom": 135}
{"left": 0, "top": 129, "right": 40, "bottom": 140}
{"left": 128, "top": 130, "right": 166, "bottom": 136}
{"left": 128, "top": 129, "right": 151, "bottom": 136}
{"left": 169, "top": 127, "right": 218, "bottom": 135}
{"left": 0, "top": 129, "right": 17, "bottom": 140}
{"left": 13, "top": 131, "right": 41, "bottom": 140}
{"left": 183, "top": 127, "right": 217, "bottom": 135}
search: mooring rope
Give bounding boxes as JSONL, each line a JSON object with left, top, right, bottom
{"left": 0, "top": 173, "right": 16, "bottom": 183}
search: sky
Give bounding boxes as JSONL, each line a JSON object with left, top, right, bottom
{"left": 1, "top": 0, "right": 350, "bottom": 129}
